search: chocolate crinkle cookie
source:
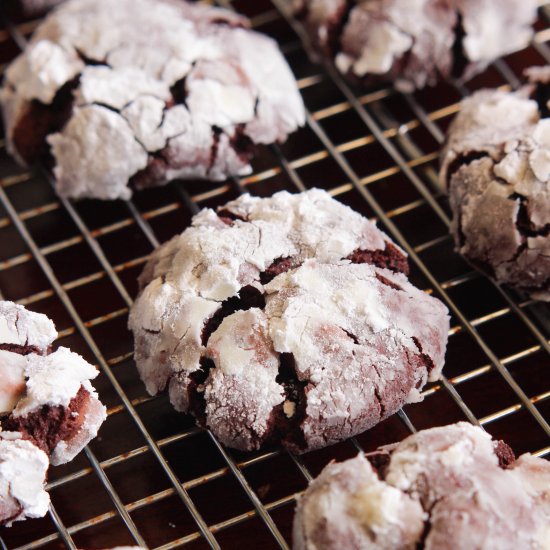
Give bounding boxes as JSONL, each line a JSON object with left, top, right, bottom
{"left": 441, "top": 67, "right": 550, "bottom": 300}
{"left": 0, "top": 0, "right": 305, "bottom": 200}
{"left": 294, "top": 0, "right": 537, "bottom": 92}
{"left": 293, "top": 422, "right": 550, "bottom": 550}
{"left": 0, "top": 431, "right": 49, "bottom": 527}
{"left": 0, "top": 300, "right": 106, "bottom": 468}
{"left": 129, "top": 189, "right": 449, "bottom": 453}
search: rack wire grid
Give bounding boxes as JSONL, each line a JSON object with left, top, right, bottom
{"left": 1, "top": 0, "right": 550, "bottom": 548}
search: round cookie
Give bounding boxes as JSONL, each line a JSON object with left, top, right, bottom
{"left": 1, "top": 0, "right": 305, "bottom": 200}
{"left": 129, "top": 189, "right": 449, "bottom": 453}
{"left": 0, "top": 301, "right": 107, "bottom": 465}
{"left": 293, "top": 422, "right": 550, "bottom": 549}
{"left": 0, "top": 431, "right": 49, "bottom": 527}
{"left": 440, "top": 68, "right": 550, "bottom": 300}
{"left": 294, "top": 0, "right": 537, "bottom": 91}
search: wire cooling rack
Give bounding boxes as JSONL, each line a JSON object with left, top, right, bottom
{"left": 0, "top": 0, "right": 549, "bottom": 548}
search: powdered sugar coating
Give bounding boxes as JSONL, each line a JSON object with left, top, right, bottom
{"left": 13, "top": 347, "right": 100, "bottom": 416}
{"left": 129, "top": 189, "right": 449, "bottom": 452}
{"left": 293, "top": 453, "right": 425, "bottom": 550}
{"left": 0, "top": 351, "right": 26, "bottom": 414}
{"left": 48, "top": 105, "right": 149, "bottom": 200}
{"left": 203, "top": 309, "right": 284, "bottom": 450}
{"left": 0, "top": 432, "right": 49, "bottom": 527}
{"left": 294, "top": 422, "right": 550, "bottom": 549}
{"left": 267, "top": 261, "right": 448, "bottom": 451}
{"left": 0, "top": 300, "right": 56, "bottom": 415}
{"left": 1, "top": 0, "right": 305, "bottom": 200}
{"left": 0, "top": 301, "right": 106, "bottom": 466}
{"left": 440, "top": 75, "right": 550, "bottom": 300}
{"left": 0, "top": 300, "right": 56, "bottom": 351}
{"left": 295, "top": 0, "right": 537, "bottom": 91}
{"left": 49, "top": 388, "right": 106, "bottom": 466}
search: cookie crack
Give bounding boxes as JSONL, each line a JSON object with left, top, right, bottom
{"left": 365, "top": 448, "right": 393, "bottom": 480}
{"left": 346, "top": 242, "right": 409, "bottom": 276}
{"left": 216, "top": 208, "right": 247, "bottom": 225}
{"left": 259, "top": 242, "right": 409, "bottom": 287}
{"left": 445, "top": 151, "right": 490, "bottom": 188}
{"left": 75, "top": 48, "right": 110, "bottom": 67}
{"left": 510, "top": 192, "right": 550, "bottom": 238}
{"left": 229, "top": 123, "right": 255, "bottom": 165}
{"left": 343, "top": 329, "right": 359, "bottom": 344}
{"left": 80, "top": 101, "right": 153, "bottom": 160}
{"left": 186, "top": 357, "right": 214, "bottom": 425}
{"left": 200, "top": 285, "right": 266, "bottom": 346}
{"left": 370, "top": 363, "right": 386, "bottom": 420}
{"left": 169, "top": 73, "right": 191, "bottom": 107}
{"left": 384, "top": 462, "right": 442, "bottom": 548}
{"left": 260, "top": 256, "right": 303, "bottom": 284}
{"left": 416, "top": 498, "right": 439, "bottom": 548}
{"left": 1, "top": 311, "right": 52, "bottom": 356}
{"left": 216, "top": 221, "right": 408, "bottom": 290}
{"left": 0, "top": 343, "right": 45, "bottom": 356}
{"left": 156, "top": 100, "right": 172, "bottom": 132}
{"left": 207, "top": 126, "right": 222, "bottom": 175}
{"left": 530, "top": 77, "right": 550, "bottom": 118}
{"left": 172, "top": 325, "right": 191, "bottom": 357}
{"left": 375, "top": 272, "right": 402, "bottom": 291}
{"left": 12, "top": 74, "right": 81, "bottom": 166}
{"left": 128, "top": 148, "right": 170, "bottom": 190}
{"left": 450, "top": 11, "right": 468, "bottom": 79}
{"left": 411, "top": 336, "right": 435, "bottom": 375}
{"left": 86, "top": 101, "right": 121, "bottom": 115}
{"left": 271, "top": 352, "right": 308, "bottom": 451}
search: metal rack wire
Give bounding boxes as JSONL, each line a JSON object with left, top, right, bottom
{"left": 0, "top": 0, "right": 549, "bottom": 548}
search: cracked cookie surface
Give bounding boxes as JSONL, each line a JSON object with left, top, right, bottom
{"left": 0, "top": 300, "right": 106, "bottom": 466}
{"left": 293, "top": 422, "right": 550, "bottom": 549}
{"left": 440, "top": 68, "right": 550, "bottom": 300}
{"left": 129, "top": 189, "right": 449, "bottom": 453}
{"left": 1, "top": 0, "right": 305, "bottom": 200}
{"left": 294, "top": 0, "right": 537, "bottom": 91}
{"left": 0, "top": 431, "right": 49, "bottom": 527}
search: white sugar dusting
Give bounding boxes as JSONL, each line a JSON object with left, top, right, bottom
{"left": 440, "top": 78, "right": 550, "bottom": 300}
{"left": 1, "top": 0, "right": 305, "bottom": 200}
{"left": 130, "top": 189, "right": 449, "bottom": 452}
{"left": 294, "top": 423, "right": 550, "bottom": 549}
